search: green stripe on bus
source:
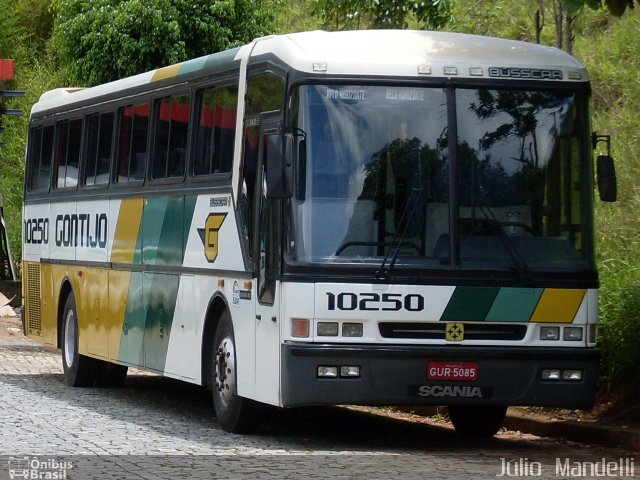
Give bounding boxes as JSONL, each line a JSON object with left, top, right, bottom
{"left": 178, "top": 56, "right": 209, "bottom": 75}
{"left": 139, "top": 197, "right": 186, "bottom": 266}
{"left": 143, "top": 273, "right": 180, "bottom": 372}
{"left": 156, "top": 196, "right": 185, "bottom": 266}
{"left": 485, "top": 287, "right": 544, "bottom": 322}
{"left": 119, "top": 271, "right": 146, "bottom": 366}
{"left": 118, "top": 272, "right": 180, "bottom": 372}
{"left": 440, "top": 286, "right": 500, "bottom": 322}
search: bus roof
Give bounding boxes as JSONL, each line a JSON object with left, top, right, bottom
{"left": 31, "top": 30, "right": 587, "bottom": 117}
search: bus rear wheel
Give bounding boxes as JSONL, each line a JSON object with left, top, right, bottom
{"left": 448, "top": 405, "right": 507, "bottom": 438}
{"left": 211, "top": 309, "right": 262, "bottom": 433}
{"left": 61, "top": 291, "right": 98, "bottom": 387}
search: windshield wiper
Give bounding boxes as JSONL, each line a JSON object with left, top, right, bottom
{"left": 478, "top": 205, "right": 532, "bottom": 281}
{"left": 376, "top": 187, "right": 424, "bottom": 281}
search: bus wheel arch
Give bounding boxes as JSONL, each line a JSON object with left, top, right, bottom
{"left": 201, "top": 293, "right": 229, "bottom": 388}
{"left": 56, "top": 278, "right": 73, "bottom": 349}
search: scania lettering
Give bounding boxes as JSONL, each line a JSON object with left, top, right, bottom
{"left": 418, "top": 385, "right": 484, "bottom": 398}
{"left": 22, "top": 30, "right": 615, "bottom": 438}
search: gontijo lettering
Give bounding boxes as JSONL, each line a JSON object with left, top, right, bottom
{"left": 55, "top": 213, "right": 108, "bottom": 248}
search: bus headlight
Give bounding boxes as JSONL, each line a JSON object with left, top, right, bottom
{"left": 342, "top": 323, "right": 363, "bottom": 337}
{"left": 317, "top": 322, "right": 339, "bottom": 336}
{"left": 540, "top": 326, "right": 560, "bottom": 341}
{"left": 563, "top": 327, "right": 583, "bottom": 341}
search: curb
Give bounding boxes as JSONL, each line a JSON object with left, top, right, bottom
{"left": 504, "top": 408, "right": 640, "bottom": 452}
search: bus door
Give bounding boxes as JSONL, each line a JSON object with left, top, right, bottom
{"left": 253, "top": 114, "right": 282, "bottom": 405}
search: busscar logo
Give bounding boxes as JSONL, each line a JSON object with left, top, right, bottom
{"left": 198, "top": 213, "right": 227, "bottom": 263}
{"left": 445, "top": 322, "right": 464, "bottom": 341}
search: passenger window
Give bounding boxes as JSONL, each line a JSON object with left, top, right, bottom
{"left": 116, "top": 103, "right": 149, "bottom": 183}
{"left": 27, "top": 125, "right": 54, "bottom": 192}
{"left": 193, "top": 85, "right": 237, "bottom": 176}
{"left": 152, "top": 93, "right": 190, "bottom": 180}
{"left": 54, "top": 118, "right": 82, "bottom": 189}
{"left": 84, "top": 111, "right": 114, "bottom": 186}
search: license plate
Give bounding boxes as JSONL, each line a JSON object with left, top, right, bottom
{"left": 427, "top": 361, "right": 478, "bottom": 381}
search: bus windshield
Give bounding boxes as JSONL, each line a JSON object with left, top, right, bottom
{"left": 288, "top": 84, "right": 594, "bottom": 274}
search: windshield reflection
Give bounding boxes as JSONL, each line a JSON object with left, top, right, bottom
{"left": 287, "top": 84, "right": 593, "bottom": 274}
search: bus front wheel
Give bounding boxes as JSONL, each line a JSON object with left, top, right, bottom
{"left": 448, "top": 405, "right": 507, "bottom": 438}
{"left": 61, "top": 291, "right": 98, "bottom": 387}
{"left": 211, "top": 309, "right": 262, "bottom": 433}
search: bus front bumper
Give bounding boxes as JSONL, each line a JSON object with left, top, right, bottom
{"left": 281, "top": 343, "right": 599, "bottom": 409}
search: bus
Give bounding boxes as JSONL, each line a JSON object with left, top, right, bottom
{"left": 22, "top": 30, "right": 616, "bottom": 437}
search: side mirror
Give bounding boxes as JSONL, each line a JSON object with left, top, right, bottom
{"left": 266, "top": 133, "right": 293, "bottom": 199}
{"left": 596, "top": 155, "right": 617, "bottom": 202}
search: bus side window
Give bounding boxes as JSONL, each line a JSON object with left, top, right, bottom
{"left": 193, "top": 85, "right": 238, "bottom": 176}
{"left": 152, "top": 93, "right": 190, "bottom": 180}
{"left": 115, "top": 103, "right": 149, "bottom": 183}
{"left": 54, "top": 118, "right": 82, "bottom": 189}
{"left": 84, "top": 111, "right": 114, "bottom": 187}
{"left": 27, "top": 125, "right": 54, "bottom": 192}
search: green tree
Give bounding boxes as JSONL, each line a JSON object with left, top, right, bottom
{"left": 566, "top": 0, "right": 639, "bottom": 16}
{"left": 50, "top": 0, "right": 278, "bottom": 86}
{"left": 314, "top": 0, "right": 452, "bottom": 30}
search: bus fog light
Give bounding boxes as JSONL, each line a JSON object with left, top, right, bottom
{"left": 542, "top": 369, "right": 561, "bottom": 380}
{"left": 563, "top": 327, "right": 583, "bottom": 341}
{"left": 342, "top": 323, "right": 363, "bottom": 337}
{"left": 318, "top": 322, "right": 339, "bottom": 336}
{"left": 563, "top": 369, "right": 582, "bottom": 381}
{"left": 317, "top": 366, "right": 338, "bottom": 378}
{"left": 540, "top": 326, "right": 560, "bottom": 341}
{"left": 340, "top": 366, "right": 360, "bottom": 378}
{"left": 291, "top": 318, "right": 310, "bottom": 338}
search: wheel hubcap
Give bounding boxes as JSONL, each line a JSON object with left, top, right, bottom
{"left": 63, "top": 310, "right": 76, "bottom": 367}
{"left": 214, "top": 335, "right": 235, "bottom": 407}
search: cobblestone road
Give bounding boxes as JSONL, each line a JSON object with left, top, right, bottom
{"left": 0, "top": 338, "right": 636, "bottom": 479}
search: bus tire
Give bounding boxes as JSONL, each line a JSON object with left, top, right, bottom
{"left": 211, "top": 309, "right": 263, "bottom": 433}
{"left": 61, "top": 291, "right": 98, "bottom": 387}
{"left": 448, "top": 405, "right": 507, "bottom": 438}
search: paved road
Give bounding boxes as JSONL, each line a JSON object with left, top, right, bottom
{"left": 0, "top": 339, "right": 636, "bottom": 479}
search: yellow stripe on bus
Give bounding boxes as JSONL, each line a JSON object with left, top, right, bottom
{"left": 151, "top": 63, "right": 182, "bottom": 82}
{"left": 111, "top": 198, "right": 143, "bottom": 264}
{"left": 529, "top": 288, "right": 586, "bottom": 323}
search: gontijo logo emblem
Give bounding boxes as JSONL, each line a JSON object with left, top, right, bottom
{"left": 198, "top": 213, "right": 227, "bottom": 263}
{"left": 445, "top": 322, "right": 464, "bottom": 341}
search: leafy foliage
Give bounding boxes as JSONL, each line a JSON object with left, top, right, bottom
{"left": 566, "top": 0, "right": 640, "bottom": 16}
{"left": 314, "top": 0, "right": 452, "bottom": 30}
{"left": 50, "top": 0, "right": 277, "bottom": 86}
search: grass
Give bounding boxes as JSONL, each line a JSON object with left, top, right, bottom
{"left": 574, "top": 9, "right": 640, "bottom": 404}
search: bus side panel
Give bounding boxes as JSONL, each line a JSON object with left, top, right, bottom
{"left": 80, "top": 268, "right": 109, "bottom": 359}
{"left": 107, "top": 269, "right": 132, "bottom": 361}
{"left": 163, "top": 274, "right": 210, "bottom": 383}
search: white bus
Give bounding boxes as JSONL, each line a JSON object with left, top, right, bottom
{"left": 22, "top": 30, "right": 615, "bottom": 437}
